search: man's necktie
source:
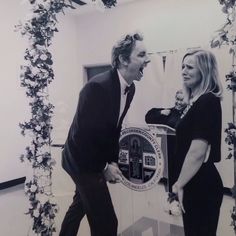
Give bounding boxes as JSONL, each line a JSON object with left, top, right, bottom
{"left": 124, "top": 86, "right": 131, "bottom": 95}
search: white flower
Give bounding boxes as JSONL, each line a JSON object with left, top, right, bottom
{"left": 37, "top": 137, "right": 44, "bottom": 143}
{"left": 33, "top": 54, "right": 40, "bottom": 63}
{"left": 33, "top": 209, "right": 40, "bottom": 218}
{"left": 163, "top": 196, "right": 181, "bottom": 216}
{"left": 43, "top": 2, "right": 51, "bottom": 10}
{"left": 43, "top": 219, "right": 51, "bottom": 227}
{"left": 169, "top": 200, "right": 182, "bottom": 216}
{"left": 37, "top": 156, "right": 43, "bottom": 163}
{"left": 29, "top": 48, "right": 38, "bottom": 57}
{"left": 42, "top": 70, "right": 49, "bottom": 77}
{"left": 40, "top": 54, "right": 48, "bottom": 61}
{"left": 29, "top": 80, "right": 36, "bottom": 86}
{"left": 35, "top": 125, "right": 41, "bottom": 131}
{"left": 37, "top": 91, "right": 46, "bottom": 96}
{"left": 31, "top": 66, "right": 40, "bottom": 75}
{"left": 30, "top": 184, "right": 38, "bottom": 192}
{"left": 35, "top": 45, "right": 46, "bottom": 51}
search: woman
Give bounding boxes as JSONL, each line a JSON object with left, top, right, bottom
{"left": 145, "top": 89, "right": 186, "bottom": 128}
{"left": 172, "top": 49, "right": 224, "bottom": 236}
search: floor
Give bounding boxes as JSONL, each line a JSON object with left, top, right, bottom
{"left": 0, "top": 181, "right": 234, "bottom": 236}
{"left": 0, "top": 146, "right": 234, "bottom": 236}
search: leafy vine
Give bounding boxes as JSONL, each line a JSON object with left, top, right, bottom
{"left": 211, "top": 0, "right": 236, "bottom": 232}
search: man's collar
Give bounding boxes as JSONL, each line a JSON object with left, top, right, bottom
{"left": 117, "top": 69, "right": 129, "bottom": 92}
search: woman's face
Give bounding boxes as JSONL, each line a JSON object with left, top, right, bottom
{"left": 182, "top": 55, "right": 202, "bottom": 91}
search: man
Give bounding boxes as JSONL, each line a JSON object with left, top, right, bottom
{"left": 59, "top": 33, "right": 150, "bottom": 236}
{"left": 145, "top": 89, "right": 186, "bottom": 129}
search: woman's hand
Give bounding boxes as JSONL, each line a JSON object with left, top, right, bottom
{"left": 161, "top": 109, "right": 171, "bottom": 116}
{"left": 172, "top": 182, "right": 185, "bottom": 213}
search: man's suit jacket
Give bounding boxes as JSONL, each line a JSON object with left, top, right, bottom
{"left": 62, "top": 69, "right": 135, "bottom": 176}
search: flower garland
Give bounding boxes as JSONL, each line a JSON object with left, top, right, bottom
{"left": 211, "top": 0, "right": 236, "bottom": 233}
{"left": 16, "top": 0, "right": 117, "bottom": 235}
{"left": 211, "top": 0, "right": 236, "bottom": 91}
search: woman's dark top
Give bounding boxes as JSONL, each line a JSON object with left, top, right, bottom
{"left": 172, "top": 93, "right": 222, "bottom": 185}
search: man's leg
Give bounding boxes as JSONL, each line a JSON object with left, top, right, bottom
{"left": 77, "top": 171, "right": 118, "bottom": 236}
{"left": 59, "top": 187, "right": 86, "bottom": 236}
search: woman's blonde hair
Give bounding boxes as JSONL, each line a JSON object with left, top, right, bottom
{"left": 182, "top": 49, "right": 223, "bottom": 103}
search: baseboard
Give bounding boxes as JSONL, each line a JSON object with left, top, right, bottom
{"left": 0, "top": 177, "right": 26, "bottom": 190}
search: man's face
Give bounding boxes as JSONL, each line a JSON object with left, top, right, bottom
{"left": 175, "top": 92, "right": 186, "bottom": 110}
{"left": 126, "top": 40, "right": 150, "bottom": 81}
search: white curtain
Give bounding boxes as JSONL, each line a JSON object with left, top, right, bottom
{"left": 125, "top": 50, "right": 184, "bottom": 125}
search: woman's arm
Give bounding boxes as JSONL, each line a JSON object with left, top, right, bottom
{"left": 145, "top": 108, "right": 166, "bottom": 124}
{"left": 173, "top": 139, "right": 208, "bottom": 212}
{"left": 176, "top": 139, "right": 208, "bottom": 187}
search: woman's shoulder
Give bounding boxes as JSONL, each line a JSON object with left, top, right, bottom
{"left": 194, "top": 93, "right": 221, "bottom": 114}
{"left": 197, "top": 92, "right": 220, "bottom": 104}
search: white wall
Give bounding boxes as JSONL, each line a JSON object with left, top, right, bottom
{"left": 0, "top": 1, "right": 81, "bottom": 182}
{"left": 49, "top": 13, "right": 82, "bottom": 145}
{"left": 72, "top": 0, "right": 225, "bottom": 60}
{"left": 0, "top": 1, "right": 29, "bottom": 182}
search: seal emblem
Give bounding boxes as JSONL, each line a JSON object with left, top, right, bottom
{"left": 118, "top": 127, "right": 164, "bottom": 191}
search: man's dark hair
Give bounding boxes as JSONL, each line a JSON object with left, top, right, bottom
{"left": 111, "top": 33, "right": 143, "bottom": 69}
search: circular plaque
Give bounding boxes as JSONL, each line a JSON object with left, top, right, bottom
{"left": 118, "top": 127, "right": 164, "bottom": 191}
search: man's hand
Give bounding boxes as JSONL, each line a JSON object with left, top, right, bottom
{"left": 103, "top": 162, "right": 123, "bottom": 184}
